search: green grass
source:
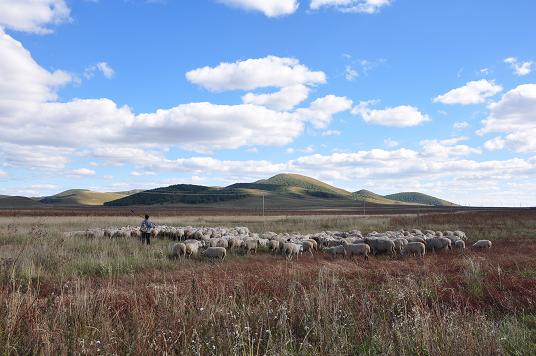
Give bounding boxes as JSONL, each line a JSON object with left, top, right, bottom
{"left": 0, "top": 211, "right": 535, "bottom": 354}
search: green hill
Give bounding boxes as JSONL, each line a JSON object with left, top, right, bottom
{"left": 105, "top": 184, "right": 249, "bottom": 206}
{"left": 352, "top": 190, "right": 405, "bottom": 205}
{"left": 41, "top": 189, "right": 130, "bottom": 206}
{"left": 0, "top": 196, "right": 45, "bottom": 208}
{"left": 104, "top": 174, "right": 457, "bottom": 207}
{"left": 384, "top": 192, "right": 457, "bottom": 206}
{"left": 1, "top": 174, "right": 457, "bottom": 208}
{"left": 113, "top": 189, "right": 146, "bottom": 195}
{"left": 256, "top": 173, "right": 352, "bottom": 197}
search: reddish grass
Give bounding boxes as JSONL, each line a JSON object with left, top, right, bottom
{"left": 1, "top": 211, "right": 535, "bottom": 354}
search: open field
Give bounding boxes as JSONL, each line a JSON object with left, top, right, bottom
{"left": 1, "top": 210, "right": 535, "bottom": 354}
{"left": 0, "top": 205, "right": 532, "bottom": 217}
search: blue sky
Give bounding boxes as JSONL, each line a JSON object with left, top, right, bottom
{"left": 0, "top": 0, "right": 535, "bottom": 206}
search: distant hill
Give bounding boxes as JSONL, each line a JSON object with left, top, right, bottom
{"left": 113, "top": 189, "right": 145, "bottom": 195}
{"left": 40, "top": 189, "right": 130, "bottom": 206}
{"left": 256, "top": 173, "right": 352, "bottom": 198}
{"left": 0, "top": 174, "right": 458, "bottom": 208}
{"left": 105, "top": 184, "right": 249, "bottom": 206}
{"left": 0, "top": 196, "right": 45, "bottom": 208}
{"left": 384, "top": 192, "right": 457, "bottom": 206}
{"left": 352, "top": 190, "right": 405, "bottom": 205}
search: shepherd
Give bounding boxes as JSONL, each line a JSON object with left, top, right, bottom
{"left": 140, "top": 214, "right": 155, "bottom": 245}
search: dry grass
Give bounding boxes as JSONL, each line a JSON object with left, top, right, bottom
{"left": 0, "top": 211, "right": 535, "bottom": 355}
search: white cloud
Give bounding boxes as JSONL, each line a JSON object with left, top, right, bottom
{"left": 96, "top": 62, "right": 114, "bottom": 78}
{"left": 352, "top": 101, "right": 430, "bottom": 127}
{"left": 344, "top": 65, "right": 358, "bottom": 81}
{"left": 2, "top": 32, "right": 340, "bottom": 167}
{"left": 383, "top": 138, "right": 398, "bottom": 147}
{"left": 219, "top": 0, "right": 299, "bottom": 17}
{"left": 310, "top": 0, "right": 392, "bottom": 13}
{"left": 420, "top": 137, "right": 481, "bottom": 159}
{"left": 0, "top": 143, "right": 73, "bottom": 170}
{"left": 131, "top": 171, "right": 157, "bottom": 177}
{"left": 322, "top": 129, "right": 341, "bottom": 136}
{"left": 478, "top": 84, "right": 536, "bottom": 153}
{"left": 72, "top": 168, "right": 96, "bottom": 176}
{"left": 185, "top": 56, "right": 326, "bottom": 91}
{"left": 433, "top": 79, "right": 502, "bottom": 105}
{"left": 0, "top": 170, "right": 7, "bottom": 178}
{"left": 483, "top": 136, "right": 505, "bottom": 151}
{"left": 303, "top": 145, "right": 315, "bottom": 153}
{"left": 504, "top": 57, "right": 533, "bottom": 76}
{"left": 94, "top": 146, "right": 536, "bottom": 206}
{"left": 0, "top": 0, "right": 70, "bottom": 34}
{"left": 89, "top": 146, "right": 165, "bottom": 167}
{"left": 242, "top": 84, "right": 310, "bottom": 111}
{"left": 296, "top": 95, "right": 353, "bottom": 128}
{"left": 453, "top": 121, "right": 469, "bottom": 130}
{"left": 85, "top": 62, "right": 115, "bottom": 79}
{"left": 133, "top": 102, "right": 304, "bottom": 151}
{"left": 0, "top": 29, "right": 72, "bottom": 115}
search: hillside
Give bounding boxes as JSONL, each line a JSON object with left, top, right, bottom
{"left": 40, "top": 189, "right": 129, "bottom": 206}
{"left": 105, "top": 184, "right": 249, "bottom": 206}
{"left": 0, "top": 196, "right": 45, "bottom": 208}
{"left": 256, "top": 173, "right": 352, "bottom": 198}
{"left": 0, "top": 174, "right": 458, "bottom": 208}
{"left": 384, "top": 192, "right": 457, "bottom": 206}
{"left": 352, "top": 190, "right": 406, "bottom": 205}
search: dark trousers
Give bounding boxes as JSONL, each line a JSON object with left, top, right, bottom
{"left": 142, "top": 232, "right": 151, "bottom": 245}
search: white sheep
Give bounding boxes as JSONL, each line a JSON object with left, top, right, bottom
{"left": 228, "top": 238, "right": 243, "bottom": 251}
{"left": 268, "top": 239, "right": 280, "bottom": 253}
{"left": 301, "top": 241, "right": 315, "bottom": 256}
{"left": 200, "top": 247, "right": 226, "bottom": 260}
{"left": 210, "top": 238, "right": 228, "bottom": 248}
{"left": 426, "top": 237, "right": 452, "bottom": 252}
{"left": 282, "top": 243, "right": 301, "bottom": 259}
{"left": 364, "top": 237, "right": 395, "bottom": 256}
{"left": 454, "top": 240, "right": 465, "bottom": 252}
{"left": 473, "top": 240, "right": 492, "bottom": 250}
{"left": 402, "top": 242, "right": 426, "bottom": 258}
{"left": 344, "top": 243, "right": 370, "bottom": 260}
{"left": 305, "top": 239, "right": 318, "bottom": 251}
{"left": 393, "top": 238, "right": 408, "bottom": 255}
{"left": 170, "top": 243, "right": 186, "bottom": 258}
{"left": 454, "top": 230, "right": 467, "bottom": 240}
{"left": 243, "top": 239, "right": 259, "bottom": 254}
{"left": 184, "top": 241, "right": 201, "bottom": 258}
{"left": 323, "top": 245, "right": 347, "bottom": 258}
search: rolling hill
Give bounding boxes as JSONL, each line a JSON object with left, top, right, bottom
{"left": 105, "top": 184, "right": 249, "bottom": 206}
{"left": 384, "top": 192, "right": 457, "bottom": 206}
{"left": 1, "top": 174, "right": 458, "bottom": 208}
{"left": 256, "top": 173, "right": 352, "bottom": 197}
{"left": 0, "top": 196, "right": 45, "bottom": 208}
{"left": 352, "top": 189, "right": 406, "bottom": 205}
{"left": 40, "top": 189, "right": 130, "bottom": 206}
{"left": 105, "top": 174, "right": 456, "bottom": 208}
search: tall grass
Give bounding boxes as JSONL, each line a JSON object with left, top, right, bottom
{"left": 0, "top": 211, "right": 535, "bottom": 354}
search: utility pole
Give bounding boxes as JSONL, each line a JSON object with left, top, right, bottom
{"left": 262, "top": 194, "right": 265, "bottom": 231}
{"left": 363, "top": 199, "right": 366, "bottom": 216}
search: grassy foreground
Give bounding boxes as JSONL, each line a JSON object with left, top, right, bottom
{"left": 0, "top": 210, "right": 535, "bottom": 355}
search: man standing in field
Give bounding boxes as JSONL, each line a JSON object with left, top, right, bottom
{"left": 140, "top": 214, "right": 155, "bottom": 245}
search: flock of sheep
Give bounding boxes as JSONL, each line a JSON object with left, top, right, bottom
{"left": 66, "top": 225, "right": 493, "bottom": 261}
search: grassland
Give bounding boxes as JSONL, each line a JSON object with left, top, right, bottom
{"left": 40, "top": 189, "right": 130, "bottom": 206}
{"left": 0, "top": 210, "right": 535, "bottom": 355}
